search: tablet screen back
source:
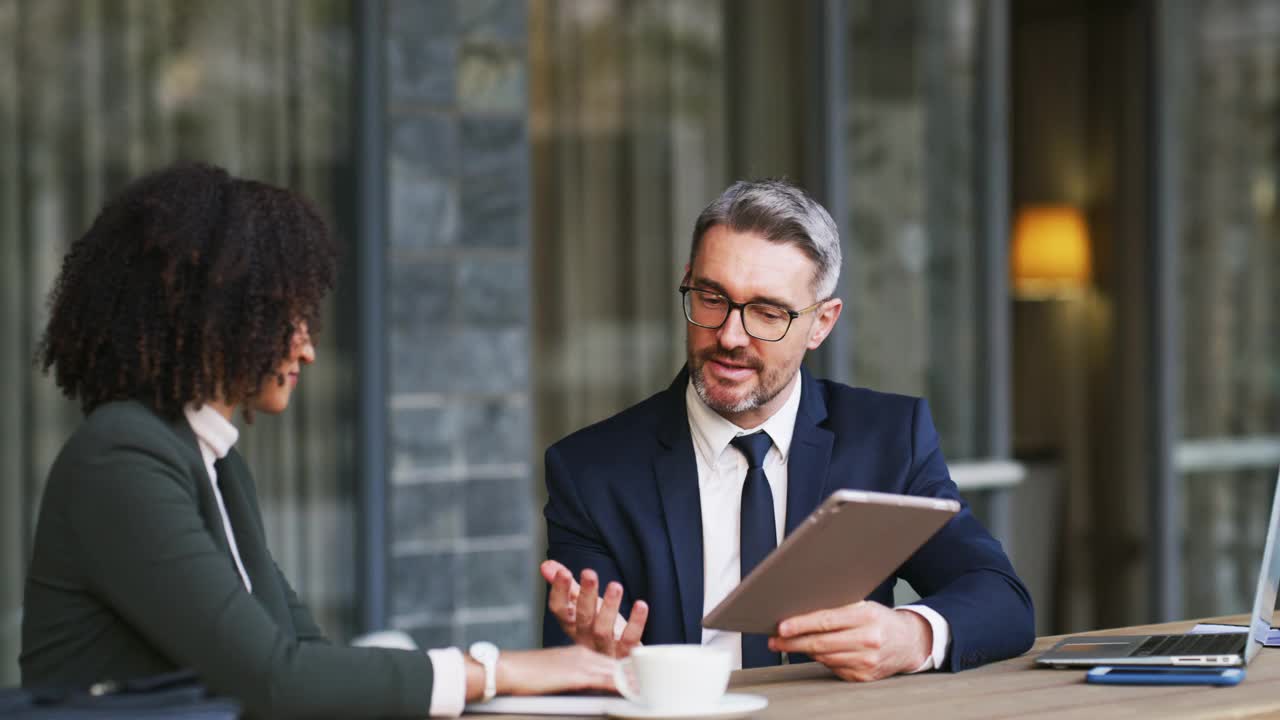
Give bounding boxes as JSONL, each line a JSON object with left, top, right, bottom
{"left": 701, "top": 489, "right": 960, "bottom": 635}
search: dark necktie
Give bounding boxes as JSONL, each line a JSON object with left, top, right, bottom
{"left": 731, "top": 431, "right": 782, "bottom": 668}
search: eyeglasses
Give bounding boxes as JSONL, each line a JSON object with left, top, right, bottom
{"left": 679, "top": 285, "right": 825, "bottom": 342}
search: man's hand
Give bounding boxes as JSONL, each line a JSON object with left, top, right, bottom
{"left": 541, "top": 560, "right": 648, "bottom": 658}
{"left": 769, "top": 601, "right": 932, "bottom": 682}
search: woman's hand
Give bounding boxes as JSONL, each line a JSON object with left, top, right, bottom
{"left": 494, "top": 645, "right": 617, "bottom": 696}
{"left": 541, "top": 560, "right": 648, "bottom": 658}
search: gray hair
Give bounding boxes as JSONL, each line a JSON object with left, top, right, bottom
{"left": 689, "top": 179, "right": 842, "bottom": 300}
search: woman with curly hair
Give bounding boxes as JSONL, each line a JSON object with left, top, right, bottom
{"left": 20, "top": 163, "right": 614, "bottom": 718}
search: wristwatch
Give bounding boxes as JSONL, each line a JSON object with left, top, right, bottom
{"left": 468, "top": 641, "right": 500, "bottom": 702}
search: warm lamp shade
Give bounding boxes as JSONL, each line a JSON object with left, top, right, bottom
{"left": 1011, "top": 205, "right": 1092, "bottom": 295}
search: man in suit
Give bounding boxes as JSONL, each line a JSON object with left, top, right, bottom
{"left": 540, "top": 179, "right": 1034, "bottom": 680}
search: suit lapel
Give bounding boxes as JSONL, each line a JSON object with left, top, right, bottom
{"left": 175, "top": 415, "right": 292, "bottom": 629}
{"left": 216, "top": 453, "right": 291, "bottom": 624}
{"left": 654, "top": 371, "right": 706, "bottom": 645}
{"left": 785, "top": 368, "right": 835, "bottom": 536}
{"left": 174, "top": 420, "right": 234, "bottom": 557}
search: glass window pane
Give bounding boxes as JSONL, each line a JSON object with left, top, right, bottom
{"left": 1175, "top": 1, "right": 1280, "bottom": 618}
{"left": 0, "top": 0, "right": 357, "bottom": 684}
{"left": 844, "top": 0, "right": 982, "bottom": 458}
{"left": 1180, "top": 468, "right": 1276, "bottom": 618}
{"left": 531, "top": 0, "right": 727, "bottom": 454}
{"left": 1177, "top": 2, "right": 1280, "bottom": 443}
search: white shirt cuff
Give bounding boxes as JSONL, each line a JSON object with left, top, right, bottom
{"left": 426, "top": 647, "right": 467, "bottom": 717}
{"left": 897, "top": 605, "right": 951, "bottom": 673}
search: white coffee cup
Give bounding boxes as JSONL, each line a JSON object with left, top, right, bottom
{"left": 613, "top": 645, "right": 731, "bottom": 712}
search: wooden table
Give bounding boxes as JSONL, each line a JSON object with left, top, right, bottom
{"left": 478, "top": 613, "right": 1280, "bottom": 719}
{"left": 724, "top": 613, "right": 1280, "bottom": 719}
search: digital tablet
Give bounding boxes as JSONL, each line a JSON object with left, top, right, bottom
{"left": 701, "top": 489, "right": 961, "bottom": 635}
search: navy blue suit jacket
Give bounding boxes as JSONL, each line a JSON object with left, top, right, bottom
{"left": 541, "top": 367, "right": 1034, "bottom": 671}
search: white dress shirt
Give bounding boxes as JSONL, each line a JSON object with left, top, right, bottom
{"left": 184, "top": 404, "right": 253, "bottom": 593}
{"left": 183, "top": 404, "right": 466, "bottom": 716}
{"left": 684, "top": 375, "right": 951, "bottom": 672}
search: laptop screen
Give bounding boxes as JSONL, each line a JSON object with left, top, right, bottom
{"left": 1245, "top": 468, "right": 1280, "bottom": 663}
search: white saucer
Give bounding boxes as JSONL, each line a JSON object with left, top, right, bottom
{"left": 605, "top": 693, "right": 768, "bottom": 720}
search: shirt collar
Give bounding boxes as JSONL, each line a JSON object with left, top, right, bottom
{"left": 686, "top": 370, "right": 803, "bottom": 469}
{"left": 183, "top": 402, "right": 239, "bottom": 461}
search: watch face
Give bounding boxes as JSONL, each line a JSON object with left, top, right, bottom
{"left": 470, "top": 641, "right": 499, "bottom": 663}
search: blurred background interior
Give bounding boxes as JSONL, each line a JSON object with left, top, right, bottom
{"left": 2, "top": 0, "right": 1278, "bottom": 685}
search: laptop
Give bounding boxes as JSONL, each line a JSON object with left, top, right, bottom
{"left": 1037, "top": 466, "right": 1280, "bottom": 668}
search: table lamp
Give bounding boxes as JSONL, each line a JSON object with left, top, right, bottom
{"left": 1011, "top": 205, "right": 1092, "bottom": 298}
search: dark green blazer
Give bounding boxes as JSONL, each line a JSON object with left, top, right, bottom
{"left": 20, "top": 400, "right": 433, "bottom": 719}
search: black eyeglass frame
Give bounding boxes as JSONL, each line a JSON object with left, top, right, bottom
{"left": 678, "top": 285, "right": 827, "bottom": 342}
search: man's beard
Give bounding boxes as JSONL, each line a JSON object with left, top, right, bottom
{"left": 688, "top": 346, "right": 791, "bottom": 417}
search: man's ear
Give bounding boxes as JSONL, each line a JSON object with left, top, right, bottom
{"left": 806, "top": 298, "right": 843, "bottom": 350}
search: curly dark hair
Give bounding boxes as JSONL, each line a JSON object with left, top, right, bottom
{"left": 38, "top": 162, "right": 338, "bottom": 420}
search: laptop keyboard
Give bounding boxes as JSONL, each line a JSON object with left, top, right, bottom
{"left": 1132, "top": 632, "right": 1247, "bottom": 657}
